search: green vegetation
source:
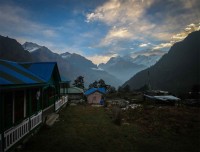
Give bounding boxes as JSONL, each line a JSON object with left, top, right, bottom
{"left": 22, "top": 105, "right": 200, "bottom": 152}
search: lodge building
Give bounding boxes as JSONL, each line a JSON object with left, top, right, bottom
{"left": 0, "top": 59, "right": 70, "bottom": 152}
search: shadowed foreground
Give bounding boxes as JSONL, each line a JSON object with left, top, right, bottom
{"left": 22, "top": 105, "right": 200, "bottom": 152}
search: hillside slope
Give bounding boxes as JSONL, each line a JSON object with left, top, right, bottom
{"left": 0, "top": 35, "right": 32, "bottom": 62}
{"left": 123, "top": 31, "right": 200, "bottom": 94}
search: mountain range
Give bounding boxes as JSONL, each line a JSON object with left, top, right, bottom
{"left": 123, "top": 30, "right": 200, "bottom": 95}
{"left": 98, "top": 54, "right": 161, "bottom": 82}
{"left": 1, "top": 30, "right": 198, "bottom": 93}
{"left": 0, "top": 36, "right": 122, "bottom": 87}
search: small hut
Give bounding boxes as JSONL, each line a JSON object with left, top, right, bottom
{"left": 67, "top": 87, "right": 84, "bottom": 103}
{"left": 84, "top": 88, "right": 106, "bottom": 104}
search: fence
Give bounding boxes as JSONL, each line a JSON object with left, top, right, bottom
{"left": 30, "top": 111, "right": 42, "bottom": 131}
{"left": 55, "top": 95, "right": 68, "bottom": 111}
{"left": 2, "top": 96, "right": 68, "bottom": 151}
{"left": 3, "top": 118, "right": 29, "bottom": 151}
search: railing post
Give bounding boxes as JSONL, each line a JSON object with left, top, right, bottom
{"left": 0, "top": 134, "right": 3, "bottom": 152}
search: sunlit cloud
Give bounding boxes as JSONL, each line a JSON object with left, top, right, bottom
{"left": 86, "top": 54, "right": 118, "bottom": 65}
{"left": 87, "top": 0, "right": 155, "bottom": 47}
{"left": 99, "top": 27, "right": 132, "bottom": 46}
{"left": 86, "top": 0, "right": 153, "bottom": 25}
{"left": 153, "top": 43, "right": 172, "bottom": 50}
{"left": 131, "top": 49, "right": 167, "bottom": 58}
{"left": 152, "top": 23, "right": 200, "bottom": 50}
{"left": 171, "top": 23, "right": 200, "bottom": 42}
{"left": 139, "top": 43, "right": 151, "bottom": 47}
{"left": 86, "top": 0, "right": 200, "bottom": 60}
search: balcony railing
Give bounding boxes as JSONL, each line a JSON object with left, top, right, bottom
{"left": 2, "top": 95, "right": 68, "bottom": 151}
{"left": 30, "top": 111, "right": 42, "bottom": 131}
{"left": 4, "top": 118, "right": 29, "bottom": 151}
{"left": 0, "top": 134, "right": 2, "bottom": 152}
{"left": 55, "top": 96, "right": 68, "bottom": 111}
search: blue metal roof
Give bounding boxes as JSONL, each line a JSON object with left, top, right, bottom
{"left": 0, "top": 77, "right": 12, "bottom": 85}
{"left": 84, "top": 87, "right": 106, "bottom": 96}
{"left": 20, "top": 62, "right": 60, "bottom": 82}
{"left": 0, "top": 59, "right": 45, "bottom": 85}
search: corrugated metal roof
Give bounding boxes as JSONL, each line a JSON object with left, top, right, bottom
{"left": 20, "top": 62, "right": 60, "bottom": 82}
{"left": 144, "top": 94, "right": 180, "bottom": 101}
{"left": 67, "top": 87, "right": 84, "bottom": 94}
{"left": 0, "top": 59, "right": 45, "bottom": 85}
{"left": 84, "top": 88, "right": 106, "bottom": 96}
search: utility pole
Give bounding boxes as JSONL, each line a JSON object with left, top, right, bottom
{"left": 148, "top": 68, "right": 151, "bottom": 90}
{"left": 147, "top": 56, "right": 151, "bottom": 91}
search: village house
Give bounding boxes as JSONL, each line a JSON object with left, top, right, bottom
{"left": 67, "top": 86, "right": 84, "bottom": 102}
{"left": 20, "top": 62, "right": 69, "bottom": 118}
{"left": 0, "top": 59, "right": 69, "bottom": 152}
{"left": 84, "top": 88, "right": 106, "bottom": 105}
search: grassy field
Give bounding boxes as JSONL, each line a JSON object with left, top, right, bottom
{"left": 21, "top": 105, "right": 200, "bottom": 152}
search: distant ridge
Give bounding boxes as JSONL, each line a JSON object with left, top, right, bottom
{"left": 98, "top": 54, "right": 162, "bottom": 83}
{"left": 99, "top": 56, "right": 146, "bottom": 82}
{"left": 123, "top": 31, "right": 200, "bottom": 95}
{"left": 0, "top": 38, "right": 121, "bottom": 87}
{"left": 0, "top": 35, "right": 33, "bottom": 62}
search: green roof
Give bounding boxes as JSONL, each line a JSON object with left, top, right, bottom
{"left": 67, "top": 87, "right": 83, "bottom": 94}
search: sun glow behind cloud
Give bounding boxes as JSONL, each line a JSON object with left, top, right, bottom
{"left": 85, "top": 0, "right": 200, "bottom": 64}
{"left": 86, "top": 54, "right": 118, "bottom": 65}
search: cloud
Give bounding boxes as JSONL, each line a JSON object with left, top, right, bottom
{"left": 171, "top": 23, "right": 200, "bottom": 42}
{"left": 99, "top": 27, "right": 132, "bottom": 46}
{"left": 0, "top": 4, "right": 58, "bottom": 39}
{"left": 183, "top": 0, "right": 200, "bottom": 9}
{"left": 86, "top": 0, "right": 153, "bottom": 25}
{"left": 42, "top": 30, "right": 58, "bottom": 37}
{"left": 131, "top": 49, "right": 167, "bottom": 58}
{"left": 153, "top": 43, "right": 172, "bottom": 50}
{"left": 86, "top": 0, "right": 200, "bottom": 53}
{"left": 141, "top": 22, "right": 199, "bottom": 52}
{"left": 139, "top": 43, "right": 151, "bottom": 47}
{"left": 86, "top": 0, "right": 156, "bottom": 47}
{"left": 86, "top": 54, "right": 118, "bottom": 65}
{"left": 150, "top": 23, "right": 200, "bottom": 50}
{"left": 86, "top": 0, "right": 123, "bottom": 24}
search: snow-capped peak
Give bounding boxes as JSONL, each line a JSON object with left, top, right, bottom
{"left": 23, "top": 42, "right": 42, "bottom": 52}
{"left": 60, "top": 52, "right": 72, "bottom": 59}
{"left": 132, "top": 54, "right": 162, "bottom": 66}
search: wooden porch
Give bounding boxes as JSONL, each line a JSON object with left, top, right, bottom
{"left": 0, "top": 88, "right": 68, "bottom": 152}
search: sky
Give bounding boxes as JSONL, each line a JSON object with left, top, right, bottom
{"left": 0, "top": 0, "right": 199, "bottom": 64}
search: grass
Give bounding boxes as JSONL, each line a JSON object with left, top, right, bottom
{"left": 21, "top": 105, "right": 200, "bottom": 152}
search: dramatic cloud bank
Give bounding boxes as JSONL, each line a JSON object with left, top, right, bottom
{"left": 0, "top": 0, "right": 199, "bottom": 64}
{"left": 86, "top": 0, "right": 200, "bottom": 64}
